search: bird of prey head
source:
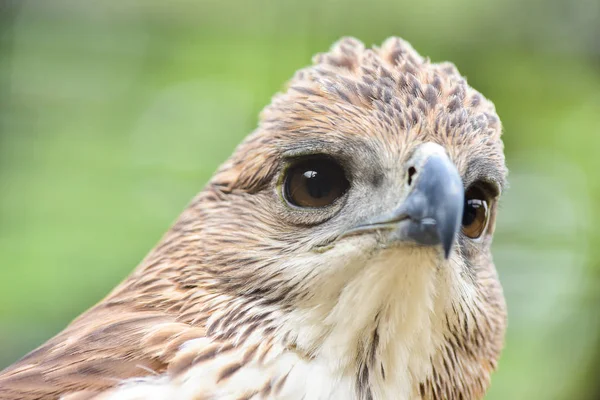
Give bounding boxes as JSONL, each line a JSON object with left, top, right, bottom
{"left": 0, "top": 37, "right": 507, "bottom": 400}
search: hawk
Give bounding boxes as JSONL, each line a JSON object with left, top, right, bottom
{"left": 0, "top": 37, "right": 507, "bottom": 400}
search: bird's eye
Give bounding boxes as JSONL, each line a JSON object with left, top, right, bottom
{"left": 283, "top": 157, "right": 349, "bottom": 208}
{"left": 462, "top": 185, "right": 490, "bottom": 239}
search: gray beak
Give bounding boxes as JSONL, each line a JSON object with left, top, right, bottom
{"left": 348, "top": 150, "right": 464, "bottom": 259}
{"left": 398, "top": 153, "right": 464, "bottom": 258}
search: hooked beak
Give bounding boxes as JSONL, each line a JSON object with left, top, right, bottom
{"left": 346, "top": 146, "right": 464, "bottom": 259}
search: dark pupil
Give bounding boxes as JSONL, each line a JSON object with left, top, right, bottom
{"left": 462, "top": 199, "right": 479, "bottom": 226}
{"left": 303, "top": 170, "right": 331, "bottom": 198}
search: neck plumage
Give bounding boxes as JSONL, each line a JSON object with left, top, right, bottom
{"left": 280, "top": 249, "right": 459, "bottom": 399}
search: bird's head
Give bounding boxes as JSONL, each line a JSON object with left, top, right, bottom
{"left": 148, "top": 37, "right": 506, "bottom": 396}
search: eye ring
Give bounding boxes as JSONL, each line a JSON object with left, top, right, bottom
{"left": 462, "top": 185, "right": 491, "bottom": 239}
{"left": 282, "top": 157, "right": 349, "bottom": 208}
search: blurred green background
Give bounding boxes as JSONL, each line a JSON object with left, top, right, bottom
{"left": 1, "top": 0, "right": 599, "bottom": 398}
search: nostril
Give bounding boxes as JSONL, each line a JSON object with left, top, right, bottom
{"left": 407, "top": 166, "right": 417, "bottom": 186}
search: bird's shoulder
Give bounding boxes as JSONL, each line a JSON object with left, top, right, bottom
{"left": 0, "top": 302, "right": 308, "bottom": 400}
{"left": 0, "top": 302, "right": 209, "bottom": 399}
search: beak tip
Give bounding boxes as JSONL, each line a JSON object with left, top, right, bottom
{"left": 441, "top": 231, "right": 456, "bottom": 260}
{"left": 443, "top": 244, "right": 451, "bottom": 259}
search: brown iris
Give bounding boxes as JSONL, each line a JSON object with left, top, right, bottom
{"left": 462, "top": 185, "right": 490, "bottom": 239}
{"left": 284, "top": 157, "right": 349, "bottom": 208}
